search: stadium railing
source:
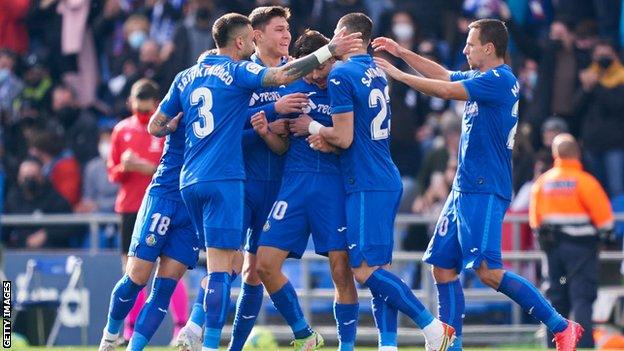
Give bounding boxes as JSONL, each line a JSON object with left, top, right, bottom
{"left": 2, "top": 212, "right": 623, "bottom": 345}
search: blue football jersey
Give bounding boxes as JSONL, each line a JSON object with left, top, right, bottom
{"left": 281, "top": 79, "right": 340, "bottom": 174}
{"left": 159, "top": 55, "right": 268, "bottom": 189}
{"left": 449, "top": 64, "right": 519, "bottom": 200}
{"left": 328, "top": 54, "right": 402, "bottom": 193}
{"left": 242, "top": 54, "right": 287, "bottom": 181}
{"left": 147, "top": 99, "right": 186, "bottom": 201}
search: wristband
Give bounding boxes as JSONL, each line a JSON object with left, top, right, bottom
{"left": 308, "top": 121, "right": 323, "bottom": 135}
{"left": 312, "top": 45, "right": 333, "bottom": 64}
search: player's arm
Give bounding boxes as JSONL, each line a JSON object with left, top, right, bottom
{"left": 308, "top": 112, "right": 353, "bottom": 149}
{"left": 251, "top": 111, "right": 289, "bottom": 155}
{"left": 374, "top": 57, "right": 468, "bottom": 101}
{"left": 148, "top": 111, "right": 183, "bottom": 137}
{"left": 307, "top": 134, "right": 340, "bottom": 154}
{"left": 372, "top": 37, "right": 450, "bottom": 81}
{"left": 261, "top": 28, "right": 362, "bottom": 87}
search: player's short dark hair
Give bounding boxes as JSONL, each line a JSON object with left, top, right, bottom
{"left": 130, "top": 78, "right": 160, "bottom": 100}
{"left": 249, "top": 6, "right": 290, "bottom": 30}
{"left": 212, "top": 13, "right": 251, "bottom": 48}
{"left": 292, "top": 30, "right": 330, "bottom": 58}
{"left": 468, "top": 19, "right": 508, "bottom": 58}
{"left": 338, "top": 13, "right": 372, "bottom": 43}
{"left": 29, "top": 130, "right": 65, "bottom": 157}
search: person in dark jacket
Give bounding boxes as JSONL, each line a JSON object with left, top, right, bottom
{"left": 576, "top": 40, "right": 624, "bottom": 197}
{"left": 2, "top": 158, "right": 79, "bottom": 248}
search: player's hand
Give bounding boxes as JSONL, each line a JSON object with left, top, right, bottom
{"left": 371, "top": 37, "right": 403, "bottom": 57}
{"left": 120, "top": 150, "right": 138, "bottom": 171}
{"left": 167, "top": 112, "right": 183, "bottom": 133}
{"left": 289, "top": 114, "right": 313, "bottom": 137}
{"left": 307, "top": 134, "right": 333, "bottom": 153}
{"left": 275, "top": 93, "right": 309, "bottom": 114}
{"left": 328, "top": 27, "right": 363, "bottom": 57}
{"left": 251, "top": 111, "right": 270, "bottom": 137}
{"left": 374, "top": 57, "right": 405, "bottom": 81}
{"left": 269, "top": 118, "right": 289, "bottom": 137}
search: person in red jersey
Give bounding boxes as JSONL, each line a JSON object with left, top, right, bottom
{"left": 107, "top": 78, "right": 164, "bottom": 343}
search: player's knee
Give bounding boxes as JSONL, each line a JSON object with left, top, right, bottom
{"left": 352, "top": 267, "right": 372, "bottom": 285}
{"left": 125, "top": 258, "right": 152, "bottom": 285}
{"left": 475, "top": 266, "right": 502, "bottom": 289}
{"left": 330, "top": 261, "right": 354, "bottom": 291}
{"left": 432, "top": 266, "right": 459, "bottom": 283}
{"left": 256, "top": 255, "right": 277, "bottom": 282}
{"left": 243, "top": 262, "right": 262, "bottom": 285}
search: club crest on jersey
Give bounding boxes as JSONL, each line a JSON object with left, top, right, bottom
{"left": 465, "top": 101, "right": 479, "bottom": 116}
{"left": 146, "top": 234, "right": 157, "bottom": 246}
{"left": 262, "top": 220, "right": 271, "bottom": 232}
{"left": 246, "top": 62, "right": 263, "bottom": 75}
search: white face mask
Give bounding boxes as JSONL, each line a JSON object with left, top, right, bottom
{"left": 98, "top": 141, "right": 111, "bottom": 160}
{"left": 392, "top": 23, "right": 414, "bottom": 42}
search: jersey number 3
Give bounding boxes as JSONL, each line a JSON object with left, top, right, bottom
{"left": 369, "top": 87, "right": 390, "bottom": 140}
{"left": 191, "top": 87, "right": 214, "bottom": 138}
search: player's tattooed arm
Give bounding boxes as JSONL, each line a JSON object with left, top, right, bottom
{"left": 374, "top": 57, "right": 468, "bottom": 101}
{"left": 148, "top": 111, "right": 183, "bottom": 137}
{"left": 261, "top": 28, "right": 363, "bottom": 87}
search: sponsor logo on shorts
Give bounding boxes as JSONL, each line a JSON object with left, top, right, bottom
{"left": 146, "top": 234, "right": 157, "bottom": 247}
{"left": 262, "top": 221, "right": 271, "bottom": 232}
{"left": 337, "top": 227, "right": 347, "bottom": 233}
{"left": 348, "top": 244, "right": 357, "bottom": 250}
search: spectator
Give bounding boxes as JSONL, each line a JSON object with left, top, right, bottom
{"left": 537, "top": 115, "right": 568, "bottom": 165}
{"left": 530, "top": 133, "right": 614, "bottom": 348}
{"left": 0, "top": 49, "right": 24, "bottom": 124}
{"left": 576, "top": 39, "right": 624, "bottom": 197}
{"left": 512, "top": 122, "right": 536, "bottom": 194}
{"left": 29, "top": 129, "right": 82, "bottom": 207}
{"left": 77, "top": 128, "right": 119, "bottom": 214}
{"left": 51, "top": 84, "right": 100, "bottom": 166}
{"left": 2, "top": 158, "right": 76, "bottom": 248}
{"left": 122, "top": 39, "right": 169, "bottom": 97}
{"left": 163, "top": 0, "right": 223, "bottom": 83}
{"left": 16, "top": 53, "right": 53, "bottom": 116}
{"left": 0, "top": 0, "right": 30, "bottom": 56}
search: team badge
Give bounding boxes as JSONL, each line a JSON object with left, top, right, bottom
{"left": 263, "top": 221, "right": 271, "bottom": 232}
{"left": 146, "top": 234, "right": 157, "bottom": 246}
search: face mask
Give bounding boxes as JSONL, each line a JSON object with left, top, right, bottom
{"left": 392, "top": 23, "right": 414, "bottom": 42}
{"left": 196, "top": 7, "right": 211, "bottom": 21}
{"left": 98, "top": 141, "right": 111, "bottom": 160}
{"left": 528, "top": 71, "right": 538, "bottom": 87}
{"left": 0, "top": 68, "right": 9, "bottom": 82}
{"left": 21, "top": 176, "right": 42, "bottom": 195}
{"left": 128, "top": 31, "right": 147, "bottom": 50}
{"left": 597, "top": 56, "right": 613, "bottom": 69}
{"left": 56, "top": 106, "right": 79, "bottom": 128}
{"left": 135, "top": 110, "right": 152, "bottom": 124}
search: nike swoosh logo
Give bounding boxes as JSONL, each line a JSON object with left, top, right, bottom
{"left": 242, "top": 315, "right": 256, "bottom": 319}
{"left": 343, "top": 319, "right": 356, "bottom": 325}
{"left": 337, "top": 227, "right": 347, "bottom": 232}
{"left": 158, "top": 308, "right": 167, "bottom": 313}
{"left": 119, "top": 297, "right": 132, "bottom": 302}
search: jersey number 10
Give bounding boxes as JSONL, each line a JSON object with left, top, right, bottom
{"left": 191, "top": 87, "right": 214, "bottom": 138}
{"left": 369, "top": 87, "right": 391, "bottom": 140}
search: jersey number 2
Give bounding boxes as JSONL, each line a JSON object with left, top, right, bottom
{"left": 191, "top": 87, "right": 214, "bottom": 138}
{"left": 369, "top": 87, "right": 390, "bottom": 140}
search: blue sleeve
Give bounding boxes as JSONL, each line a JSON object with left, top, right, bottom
{"left": 328, "top": 69, "right": 354, "bottom": 114}
{"left": 158, "top": 74, "right": 182, "bottom": 118}
{"left": 461, "top": 70, "right": 504, "bottom": 103}
{"left": 449, "top": 70, "right": 475, "bottom": 82}
{"left": 248, "top": 102, "right": 278, "bottom": 121}
{"left": 234, "top": 61, "right": 268, "bottom": 91}
{"left": 242, "top": 124, "right": 262, "bottom": 147}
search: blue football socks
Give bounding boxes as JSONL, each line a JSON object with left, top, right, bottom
{"left": 365, "top": 269, "right": 435, "bottom": 329}
{"left": 334, "top": 302, "right": 358, "bottom": 351}
{"left": 203, "top": 272, "right": 232, "bottom": 349}
{"left": 106, "top": 275, "right": 145, "bottom": 335}
{"left": 228, "top": 283, "right": 264, "bottom": 351}
{"left": 498, "top": 271, "right": 568, "bottom": 333}
{"left": 372, "top": 293, "right": 398, "bottom": 348}
{"left": 269, "top": 281, "right": 313, "bottom": 339}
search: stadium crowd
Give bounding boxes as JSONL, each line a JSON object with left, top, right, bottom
{"left": 0, "top": 0, "right": 623, "bottom": 249}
